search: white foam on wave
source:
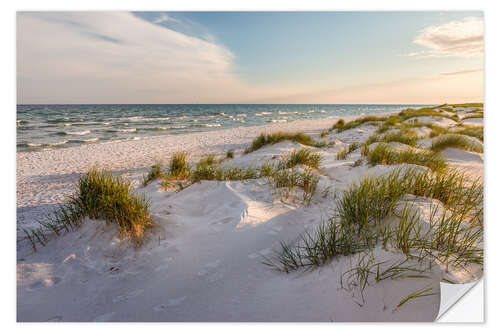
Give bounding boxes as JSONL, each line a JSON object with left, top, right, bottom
{"left": 118, "top": 128, "right": 137, "bottom": 133}
{"left": 67, "top": 130, "right": 91, "bottom": 136}
{"left": 125, "top": 116, "right": 170, "bottom": 122}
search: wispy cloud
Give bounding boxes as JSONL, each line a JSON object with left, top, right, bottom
{"left": 440, "top": 68, "right": 483, "bottom": 76}
{"left": 17, "top": 12, "right": 259, "bottom": 103}
{"left": 408, "top": 17, "right": 483, "bottom": 58}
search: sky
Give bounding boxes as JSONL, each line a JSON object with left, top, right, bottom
{"left": 17, "top": 11, "right": 484, "bottom": 104}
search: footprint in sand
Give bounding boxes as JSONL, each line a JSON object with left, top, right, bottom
{"left": 112, "top": 289, "right": 144, "bottom": 303}
{"left": 153, "top": 296, "right": 187, "bottom": 311}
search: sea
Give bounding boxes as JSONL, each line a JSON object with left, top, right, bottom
{"left": 16, "top": 104, "right": 429, "bottom": 152}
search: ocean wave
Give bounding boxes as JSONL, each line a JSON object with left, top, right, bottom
{"left": 23, "top": 140, "right": 69, "bottom": 148}
{"left": 139, "top": 126, "right": 168, "bottom": 131}
{"left": 67, "top": 130, "right": 91, "bottom": 136}
{"left": 123, "top": 116, "right": 171, "bottom": 122}
{"left": 268, "top": 119, "right": 288, "bottom": 123}
{"left": 201, "top": 123, "right": 221, "bottom": 127}
{"left": 118, "top": 128, "right": 137, "bottom": 133}
{"left": 256, "top": 112, "right": 273, "bottom": 116}
{"left": 47, "top": 119, "right": 68, "bottom": 124}
{"left": 47, "top": 118, "right": 83, "bottom": 124}
{"left": 125, "top": 116, "right": 143, "bottom": 122}
{"left": 50, "top": 140, "right": 68, "bottom": 146}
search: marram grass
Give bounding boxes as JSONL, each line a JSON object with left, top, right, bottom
{"left": 169, "top": 151, "right": 190, "bottom": 178}
{"left": 142, "top": 161, "right": 164, "bottom": 186}
{"left": 336, "top": 142, "right": 360, "bottom": 160}
{"left": 264, "top": 167, "right": 482, "bottom": 278}
{"left": 431, "top": 134, "right": 483, "bottom": 153}
{"left": 244, "top": 131, "right": 325, "bottom": 154}
{"left": 23, "top": 168, "right": 154, "bottom": 251}
{"left": 365, "top": 143, "right": 447, "bottom": 172}
{"left": 331, "top": 116, "right": 387, "bottom": 132}
{"left": 283, "top": 148, "right": 321, "bottom": 169}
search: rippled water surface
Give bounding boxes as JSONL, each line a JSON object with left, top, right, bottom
{"left": 16, "top": 104, "right": 428, "bottom": 151}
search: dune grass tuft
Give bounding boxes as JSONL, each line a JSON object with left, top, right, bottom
{"left": 271, "top": 167, "right": 319, "bottom": 204}
{"left": 452, "top": 126, "right": 483, "bottom": 142}
{"left": 431, "top": 134, "right": 483, "bottom": 153}
{"left": 283, "top": 148, "right": 321, "bottom": 169}
{"left": 169, "top": 151, "right": 190, "bottom": 178}
{"left": 226, "top": 150, "right": 234, "bottom": 159}
{"left": 461, "top": 113, "right": 483, "bottom": 120}
{"left": 142, "top": 162, "right": 164, "bottom": 186}
{"left": 379, "top": 129, "right": 419, "bottom": 146}
{"left": 365, "top": 144, "right": 447, "bottom": 172}
{"left": 244, "top": 131, "right": 326, "bottom": 154}
{"left": 336, "top": 142, "right": 360, "bottom": 160}
{"left": 23, "top": 168, "right": 154, "bottom": 250}
{"left": 449, "top": 103, "right": 483, "bottom": 108}
{"left": 331, "top": 116, "right": 386, "bottom": 132}
{"left": 398, "top": 107, "right": 459, "bottom": 122}
{"left": 198, "top": 154, "right": 217, "bottom": 167}
{"left": 367, "top": 129, "right": 419, "bottom": 147}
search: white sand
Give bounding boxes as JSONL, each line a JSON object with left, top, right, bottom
{"left": 17, "top": 110, "right": 483, "bottom": 322}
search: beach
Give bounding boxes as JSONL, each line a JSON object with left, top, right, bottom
{"left": 17, "top": 106, "right": 483, "bottom": 322}
{"left": 17, "top": 114, "right": 382, "bottom": 229}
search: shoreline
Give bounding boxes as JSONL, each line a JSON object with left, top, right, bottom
{"left": 17, "top": 113, "right": 383, "bottom": 214}
{"left": 18, "top": 113, "right": 392, "bottom": 175}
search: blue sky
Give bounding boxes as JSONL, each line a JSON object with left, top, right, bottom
{"left": 17, "top": 11, "right": 483, "bottom": 103}
{"left": 134, "top": 11, "right": 482, "bottom": 85}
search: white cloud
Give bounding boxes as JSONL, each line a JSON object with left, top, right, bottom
{"left": 17, "top": 12, "right": 266, "bottom": 103}
{"left": 411, "top": 17, "right": 483, "bottom": 58}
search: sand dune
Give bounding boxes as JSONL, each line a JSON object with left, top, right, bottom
{"left": 17, "top": 108, "right": 483, "bottom": 322}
